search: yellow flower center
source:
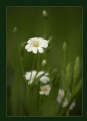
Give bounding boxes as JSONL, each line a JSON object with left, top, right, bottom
{"left": 42, "top": 87, "right": 48, "bottom": 92}
{"left": 33, "top": 40, "right": 39, "bottom": 47}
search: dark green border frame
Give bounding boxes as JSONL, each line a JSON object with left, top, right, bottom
{"left": 0, "top": 0, "right": 87, "bottom": 120}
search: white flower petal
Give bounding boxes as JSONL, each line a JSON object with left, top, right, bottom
{"left": 41, "top": 42, "right": 48, "bottom": 48}
{"left": 27, "top": 39, "right": 31, "bottom": 44}
{"left": 38, "top": 37, "right": 44, "bottom": 40}
{"left": 25, "top": 44, "right": 30, "bottom": 50}
{"left": 62, "top": 98, "right": 68, "bottom": 108}
{"left": 45, "top": 91, "right": 50, "bottom": 95}
{"left": 28, "top": 79, "right": 33, "bottom": 85}
{"left": 45, "top": 72, "right": 49, "bottom": 76}
{"left": 27, "top": 47, "right": 32, "bottom": 52}
{"left": 40, "top": 76, "right": 49, "bottom": 83}
{"left": 39, "top": 91, "right": 44, "bottom": 95}
{"left": 31, "top": 70, "right": 37, "bottom": 80}
{"left": 31, "top": 37, "right": 38, "bottom": 41}
{"left": 32, "top": 47, "right": 38, "bottom": 54}
{"left": 38, "top": 47, "right": 44, "bottom": 53}
{"left": 57, "top": 96, "right": 62, "bottom": 103}
{"left": 45, "top": 86, "right": 51, "bottom": 95}
{"left": 39, "top": 85, "right": 51, "bottom": 95}
{"left": 57, "top": 89, "right": 65, "bottom": 103}
{"left": 58, "top": 89, "right": 65, "bottom": 98}
{"left": 25, "top": 72, "right": 31, "bottom": 80}
{"left": 69, "top": 101, "right": 76, "bottom": 110}
{"left": 36, "top": 71, "right": 44, "bottom": 78}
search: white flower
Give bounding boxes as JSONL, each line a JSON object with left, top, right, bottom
{"left": 57, "top": 89, "right": 65, "bottom": 103}
{"left": 69, "top": 101, "right": 76, "bottom": 110}
{"left": 39, "top": 85, "right": 51, "bottom": 95}
{"left": 25, "top": 70, "right": 49, "bottom": 85}
{"left": 62, "top": 98, "right": 69, "bottom": 108}
{"left": 25, "top": 37, "right": 48, "bottom": 54}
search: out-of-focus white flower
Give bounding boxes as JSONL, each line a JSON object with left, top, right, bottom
{"left": 25, "top": 70, "right": 49, "bottom": 85}
{"left": 69, "top": 101, "right": 76, "bottom": 110}
{"left": 25, "top": 37, "right": 48, "bottom": 54}
{"left": 39, "top": 85, "right": 51, "bottom": 95}
{"left": 57, "top": 89, "right": 65, "bottom": 103}
{"left": 62, "top": 98, "right": 68, "bottom": 108}
{"left": 41, "top": 59, "right": 47, "bottom": 66}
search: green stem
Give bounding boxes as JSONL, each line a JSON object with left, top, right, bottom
{"left": 43, "top": 19, "right": 47, "bottom": 38}
{"left": 63, "top": 49, "right": 67, "bottom": 91}
{"left": 72, "top": 78, "right": 76, "bottom": 94}
{"left": 30, "top": 55, "right": 37, "bottom": 81}
{"left": 37, "top": 82, "right": 40, "bottom": 114}
{"left": 64, "top": 50, "right": 66, "bottom": 69}
{"left": 27, "top": 55, "right": 37, "bottom": 115}
{"left": 37, "top": 53, "right": 40, "bottom": 114}
{"left": 19, "top": 46, "right": 24, "bottom": 78}
{"left": 27, "top": 83, "right": 29, "bottom": 115}
{"left": 66, "top": 108, "right": 70, "bottom": 116}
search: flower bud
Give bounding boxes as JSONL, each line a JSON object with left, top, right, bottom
{"left": 41, "top": 59, "right": 47, "bottom": 66}
{"left": 73, "top": 56, "right": 80, "bottom": 80}
{"left": 20, "top": 41, "right": 26, "bottom": 57}
{"left": 48, "top": 36, "right": 53, "bottom": 44}
{"left": 13, "top": 26, "right": 18, "bottom": 34}
{"left": 66, "top": 63, "right": 72, "bottom": 80}
{"left": 62, "top": 41, "right": 67, "bottom": 51}
{"left": 42, "top": 10, "right": 48, "bottom": 19}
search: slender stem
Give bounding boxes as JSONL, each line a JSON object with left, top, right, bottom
{"left": 72, "top": 77, "right": 76, "bottom": 94}
{"left": 37, "top": 53, "right": 40, "bottom": 113}
{"left": 27, "top": 55, "right": 37, "bottom": 115}
{"left": 30, "top": 55, "right": 37, "bottom": 81}
{"left": 19, "top": 46, "right": 30, "bottom": 115}
{"left": 27, "top": 82, "right": 29, "bottom": 115}
{"left": 19, "top": 46, "right": 24, "bottom": 77}
{"left": 66, "top": 108, "right": 70, "bottom": 116}
{"left": 43, "top": 19, "right": 47, "bottom": 38}
{"left": 63, "top": 49, "right": 67, "bottom": 91}
{"left": 37, "top": 82, "right": 40, "bottom": 114}
{"left": 64, "top": 50, "right": 66, "bottom": 69}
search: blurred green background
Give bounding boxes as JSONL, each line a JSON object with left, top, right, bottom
{"left": 7, "top": 7, "right": 82, "bottom": 116}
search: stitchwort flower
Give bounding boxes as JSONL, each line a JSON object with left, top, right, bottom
{"left": 25, "top": 37, "right": 48, "bottom": 54}
{"left": 39, "top": 85, "right": 51, "bottom": 95}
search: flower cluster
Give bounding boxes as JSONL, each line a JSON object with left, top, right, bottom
{"left": 25, "top": 70, "right": 51, "bottom": 95}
